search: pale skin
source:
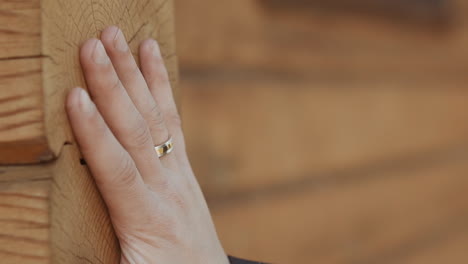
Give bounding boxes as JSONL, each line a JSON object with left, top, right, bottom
{"left": 66, "top": 26, "right": 230, "bottom": 264}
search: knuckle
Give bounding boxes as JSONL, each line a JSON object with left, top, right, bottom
{"left": 121, "top": 63, "right": 141, "bottom": 83}
{"left": 146, "top": 104, "right": 167, "bottom": 133}
{"left": 110, "top": 155, "right": 138, "bottom": 187}
{"left": 95, "top": 65, "right": 121, "bottom": 88}
{"left": 91, "top": 74, "right": 122, "bottom": 102}
{"left": 107, "top": 77, "right": 122, "bottom": 93}
{"left": 127, "top": 119, "right": 152, "bottom": 149}
{"left": 166, "top": 112, "right": 182, "bottom": 129}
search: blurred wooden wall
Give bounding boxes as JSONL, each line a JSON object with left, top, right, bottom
{"left": 175, "top": 0, "right": 468, "bottom": 263}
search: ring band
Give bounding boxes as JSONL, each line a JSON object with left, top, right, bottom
{"left": 154, "top": 137, "right": 174, "bottom": 158}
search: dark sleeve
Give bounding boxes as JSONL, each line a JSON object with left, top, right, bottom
{"left": 228, "top": 256, "right": 267, "bottom": 264}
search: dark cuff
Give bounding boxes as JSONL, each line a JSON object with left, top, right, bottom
{"left": 228, "top": 256, "right": 266, "bottom": 264}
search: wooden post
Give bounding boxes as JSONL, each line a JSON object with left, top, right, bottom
{"left": 0, "top": 0, "right": 177, "bottom": 263}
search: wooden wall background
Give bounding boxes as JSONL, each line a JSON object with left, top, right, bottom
{"left": 175, "top": 0, "right": 468, "bottom": 263}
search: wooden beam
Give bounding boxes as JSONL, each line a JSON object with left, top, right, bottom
{"left": 0, "top": 177, "right": 50, "bottom": 264}
{"left": 0, "top": 146, "right": 119, "bottom": 263}
{"left": 0, "top": 0, "right": 178, "bottom": 164}
{"left": 0, "top": 0, "right": 41, "bottom": 59}
{"left": 0, "top": 58, "right": 48, "bottom": 163}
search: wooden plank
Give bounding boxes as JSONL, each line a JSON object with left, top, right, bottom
{"left": 0, "top": 58, "right": 51, "bottom": 164}
{"left": 0, "top": 0, "right": 178, "bottom": 164}
{"left": 0, "top": 0, "right": 41, "bottom": 59}
{"left": 0, "top": 178, "right": 50, "bottom": 264}
{"left": 211, "top": 153, "right": 468, "bottom": 264}
{"left": 182, "top": 79, "right": 468, "bottom": 197}
{"left": 0, "top": 59, "right": 42, "bottom": 140}
{"left": 0, "top": 145, "right": 120, "bottom": 263}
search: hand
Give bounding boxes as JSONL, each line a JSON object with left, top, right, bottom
{"left": 66, "top": 26, "right": 229, "bottom": 264}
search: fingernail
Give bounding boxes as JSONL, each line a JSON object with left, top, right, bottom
{"left": 78, "top": 88, "right": 93, "bottom": 113}
{"left": 151, "top": 40, "right": 161, "bottom": 57}
{"left": 114, "top": 28, "right": 129, "bottom": 52}
{"left": 93, "top": 40, "right": 109, "bottom": 64}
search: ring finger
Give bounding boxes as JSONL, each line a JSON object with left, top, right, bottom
{"left": 100, "top": 26, "right": 178, "bottom": 169}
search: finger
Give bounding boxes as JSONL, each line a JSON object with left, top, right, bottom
{"left": 140, "top": 39, "right": 186, "bottom": 161}
{"left": 79, "top": 38, "right": 161, "bottom": 181}
{"left": 66, "top": 87, "right": 148, "bottom": 221}
{"left": 100, "top": 26, "right": 174, "bottom": 167}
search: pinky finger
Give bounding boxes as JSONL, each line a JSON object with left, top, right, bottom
{"left": 66, "top": 87, "right": 148, "bottom": 221}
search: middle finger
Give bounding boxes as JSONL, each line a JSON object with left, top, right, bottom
{"left": 100, "top": 26, "right": 177, "bottom": 169}
{"left": 80, "top": 38, "right": 162, "bottom": 182}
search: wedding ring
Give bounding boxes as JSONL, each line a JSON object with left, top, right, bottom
{"left": 155, "top": 137, "right": 174, "bottom": 158}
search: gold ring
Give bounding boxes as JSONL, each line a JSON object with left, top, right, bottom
{"left": 154, "top": 137, "right": 174, "bottom": 158}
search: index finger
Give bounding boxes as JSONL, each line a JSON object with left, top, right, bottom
{"left": 66, "top": 87, "right": 148, "bottom": 221}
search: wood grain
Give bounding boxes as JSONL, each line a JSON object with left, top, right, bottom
{"left": 0, "top": 145, "right": 120, "bottom": 264}
{"left": 212, "top": 153, "right": 468, "bottom": 264}
{"left": 0, "top": 0, "right": 41, "bottom": 59}
{"left": 0, "top": 58, "right": 52, "bottom": 164}
{"left": 50, "top": 145, "right": 119, "bottom": 263}
{"left": 0, "top": 177, "right": 50, "bottom": 264}
{"left": 0, "top": 0, "right": 178, "bottom": 164}
{"left": 41, "top": 0, "right": 179, "bottom": 164}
